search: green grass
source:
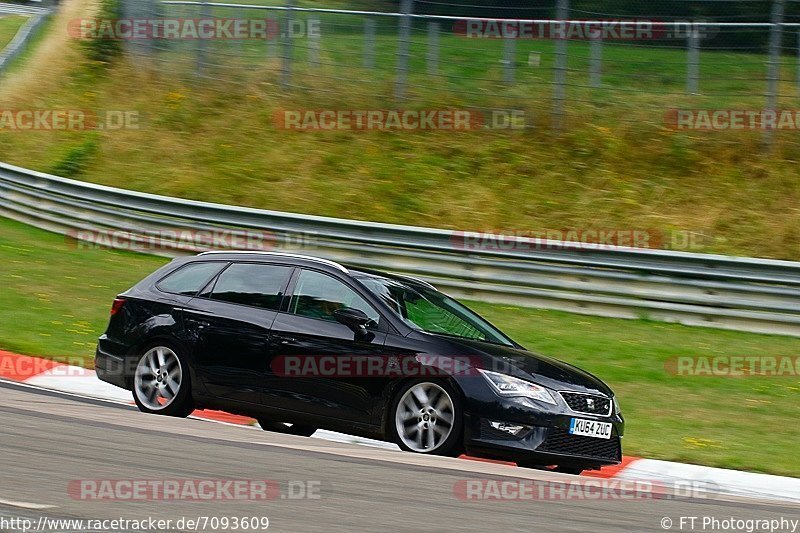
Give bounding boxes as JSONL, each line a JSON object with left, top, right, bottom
{"left": 0, "top": 15, "right": 27, "bottom": 51}
{"left": 0, "top": 0, "right": 799, "bottom": 260}
{"left": 0, "top": 217, "right": 166, "bottom": 363}
{"left": 1, "top": 215, "right": 799, "bottom": 476}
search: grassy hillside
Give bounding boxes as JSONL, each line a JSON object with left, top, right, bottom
{"left": 0, "top": 0, "right": 798, "bottom": 261}
{"left": 1, "top": 215, "right": 799, "bottom": 476}
{"left": 0, "top": 15, "right": 26, "bottom": 50}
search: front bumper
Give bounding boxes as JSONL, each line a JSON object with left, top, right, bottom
{"left": 458, "top": 381, "right": 624, "bottom": 468}
{"left": 464, "top": 413, "right": 623, "bottom": 468}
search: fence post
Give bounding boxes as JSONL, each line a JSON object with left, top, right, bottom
{"left": 686, "top": 23, "right": 700, "bottom": 94}
{"left": 589, "top": 33, "right": 602, "bottom": 88}
{"left": 281, "top": 0, "right": 296, "bottom": 89}
{"left": 196, "top": 0, "right": 210, "bottom": 76}
{"left": 502, "top": 36, "right": 516, "bottom": 84}
{"left": 796, "top": 30, "right": 800, "bottom": 97}
{"left": 395, "top": 0, "right": 413, "bottom": 101}
{"left": 364, "top": 18, "right": 376, "bottom": 69}
{"left": 427, "top": 22, "right": 439, "bottom": 75}
{"left": 765, "top": 0, "right": 785, "bottom": 148}
{"left": 309, "top": 17, "right": 321, "bottom": 67}
{"left": 267, "top": 16, "right": 279, "bottom": 58}
{"left": 552, "top": 0, "right": 569, "bottom": 131}
{"left": 146, "top": 0, "right": 158, "bottom": 56}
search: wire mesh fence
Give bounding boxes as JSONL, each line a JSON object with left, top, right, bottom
{"left": 111, "top": 0, "right": 800, "bottom": 146}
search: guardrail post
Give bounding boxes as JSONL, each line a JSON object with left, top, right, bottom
{"left": 589, "top": 33, "right": 602, "bottom": 88}
{"left": 552, "top": 0, "right": 569, "bottom": 131}
{"left": 764, "top": 0, "right": 785, "bottom": 149}
{"left": 686, "top": 24, "right": 700, "bottom": 94}
{"left": 427, "top": 21, "right": 439, "bottom": 75}
{"left": 395, "top": 0, "right": 413, "bottom": 101}
{"left": 308, "top": 17, "right": 321, "bottom": 67}
{"left": 364, "top": 18, "right": 376, "bottom": 69}
{"left": 281, "top": 0, "right": 296, "bottom": 89}
{"left": 196, "top": 0, "right": 210, "bottom": 76}
{"left": 502, "top": 34, "right": 516, "bottom": 84}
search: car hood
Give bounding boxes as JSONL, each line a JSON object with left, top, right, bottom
{"left": 440, "top": 337, "right": 614, "bottom": 397}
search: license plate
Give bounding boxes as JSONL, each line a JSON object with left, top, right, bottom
{"left": 569, "top": 418, "right": 612, "bottom": 440}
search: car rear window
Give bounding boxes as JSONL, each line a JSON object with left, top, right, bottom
{"left": 208, "top": 263, "right": 293, "bottom": 310}
{"left": 157, "top": 262, "right": 226, "bottom": 296}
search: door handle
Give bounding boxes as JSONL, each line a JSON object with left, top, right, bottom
{"left": 280, "top": 337, "right": 298, "bottom": 345}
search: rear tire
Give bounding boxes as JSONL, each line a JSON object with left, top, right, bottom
{"left": 132, "top": 344, "right": 194, "bottom": 418}
{"left": 257, "top": 420, "right": 317, "bottom": 437}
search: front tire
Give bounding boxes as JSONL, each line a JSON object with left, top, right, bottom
{"left": 391, "top": 380, "right": 463, "bottom": 456}
{"left": 132, "top": 344, "right": 194, "bottom": 417}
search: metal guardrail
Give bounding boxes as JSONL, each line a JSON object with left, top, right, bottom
{"left": 1, "top": 160, "right": 799, "bottom": 336}
{"left": 0, "top": 2, "right": 51, "bottom": 75}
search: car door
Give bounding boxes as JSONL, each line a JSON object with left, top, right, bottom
{"left": 183, "top": 262, "right": 294, "bottom": 404}
{"left": 265, "top": 268, "right": 388, "bottom": 423}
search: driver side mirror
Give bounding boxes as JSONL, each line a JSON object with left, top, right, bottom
{"left": 333, "top": 307, "right": 374, "bottom": 334}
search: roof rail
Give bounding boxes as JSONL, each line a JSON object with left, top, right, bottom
{"left": 197, "top": 251, "right": 349, "bottom": 273}
{"left": 392, "top": 273, "right": 437, "bottom": 290}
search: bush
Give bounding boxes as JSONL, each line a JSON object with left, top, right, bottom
{"left": 83, "top": 0, "right": 122, "bottom": 65}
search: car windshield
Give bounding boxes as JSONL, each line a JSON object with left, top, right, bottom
{"left": 355, "top": 274, "right": 515, "bottom": 347}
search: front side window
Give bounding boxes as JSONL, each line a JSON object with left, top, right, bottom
{"left": 157, "top": 262, "right": 226, "bottom": 296}
{"left": 356, "top": 275, "right": 514, "bottom": 346}
{"left": 208, "top": 263, "right": 293, "bottom": 310}
{"left": 289, "top": 270, "right": 380, "bottom": 325}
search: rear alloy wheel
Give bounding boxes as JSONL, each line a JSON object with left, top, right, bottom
{"left": 133, "top": 345, "right": 194, "bottom": 417}
{"left": 392, "top": 380, "right": 463, "bottom": 456}
{"left": 257, "top": 420, "right": 317, "bottom": 437}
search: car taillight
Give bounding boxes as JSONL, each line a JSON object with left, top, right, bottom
{"left": 110, "top": 297, "right": 126, "bottom": 316}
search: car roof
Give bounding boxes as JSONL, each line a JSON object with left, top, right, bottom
{"left": 195, "top": 251, "right": 348, "bottom": 273}
{"left": 193, "top": 251, "right": 437, "bottom": 290}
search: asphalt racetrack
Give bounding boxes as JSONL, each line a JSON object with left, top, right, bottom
{"left": 0, "top": 380, "right": 797, "bottom": 532}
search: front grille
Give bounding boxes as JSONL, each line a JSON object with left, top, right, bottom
{"left": 559, "top": 392, "right": 612, "bottom": 416}
{"left": 538, "top": 428, "right": 621, "bottom": 461}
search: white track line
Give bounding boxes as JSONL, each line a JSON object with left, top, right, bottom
{"left": 0, "top": 498, "right": 56, "bottom": 510}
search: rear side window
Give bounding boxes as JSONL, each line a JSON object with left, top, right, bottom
{"left": 157, "top": 262, "right": 225, "bottom": 296}
{"left": 209, "top": 263, "right": 293, "bottom": 310}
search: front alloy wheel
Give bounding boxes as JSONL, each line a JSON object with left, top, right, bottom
{"left": 392, "top": 380, "right": 462, "bottom": 456}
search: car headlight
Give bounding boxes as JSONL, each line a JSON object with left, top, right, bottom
{"left": 478, "top": 369, "right": 556, "bottom": 405}
{"left": 613, "top": 396, "right": 621, "bottom": 415}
